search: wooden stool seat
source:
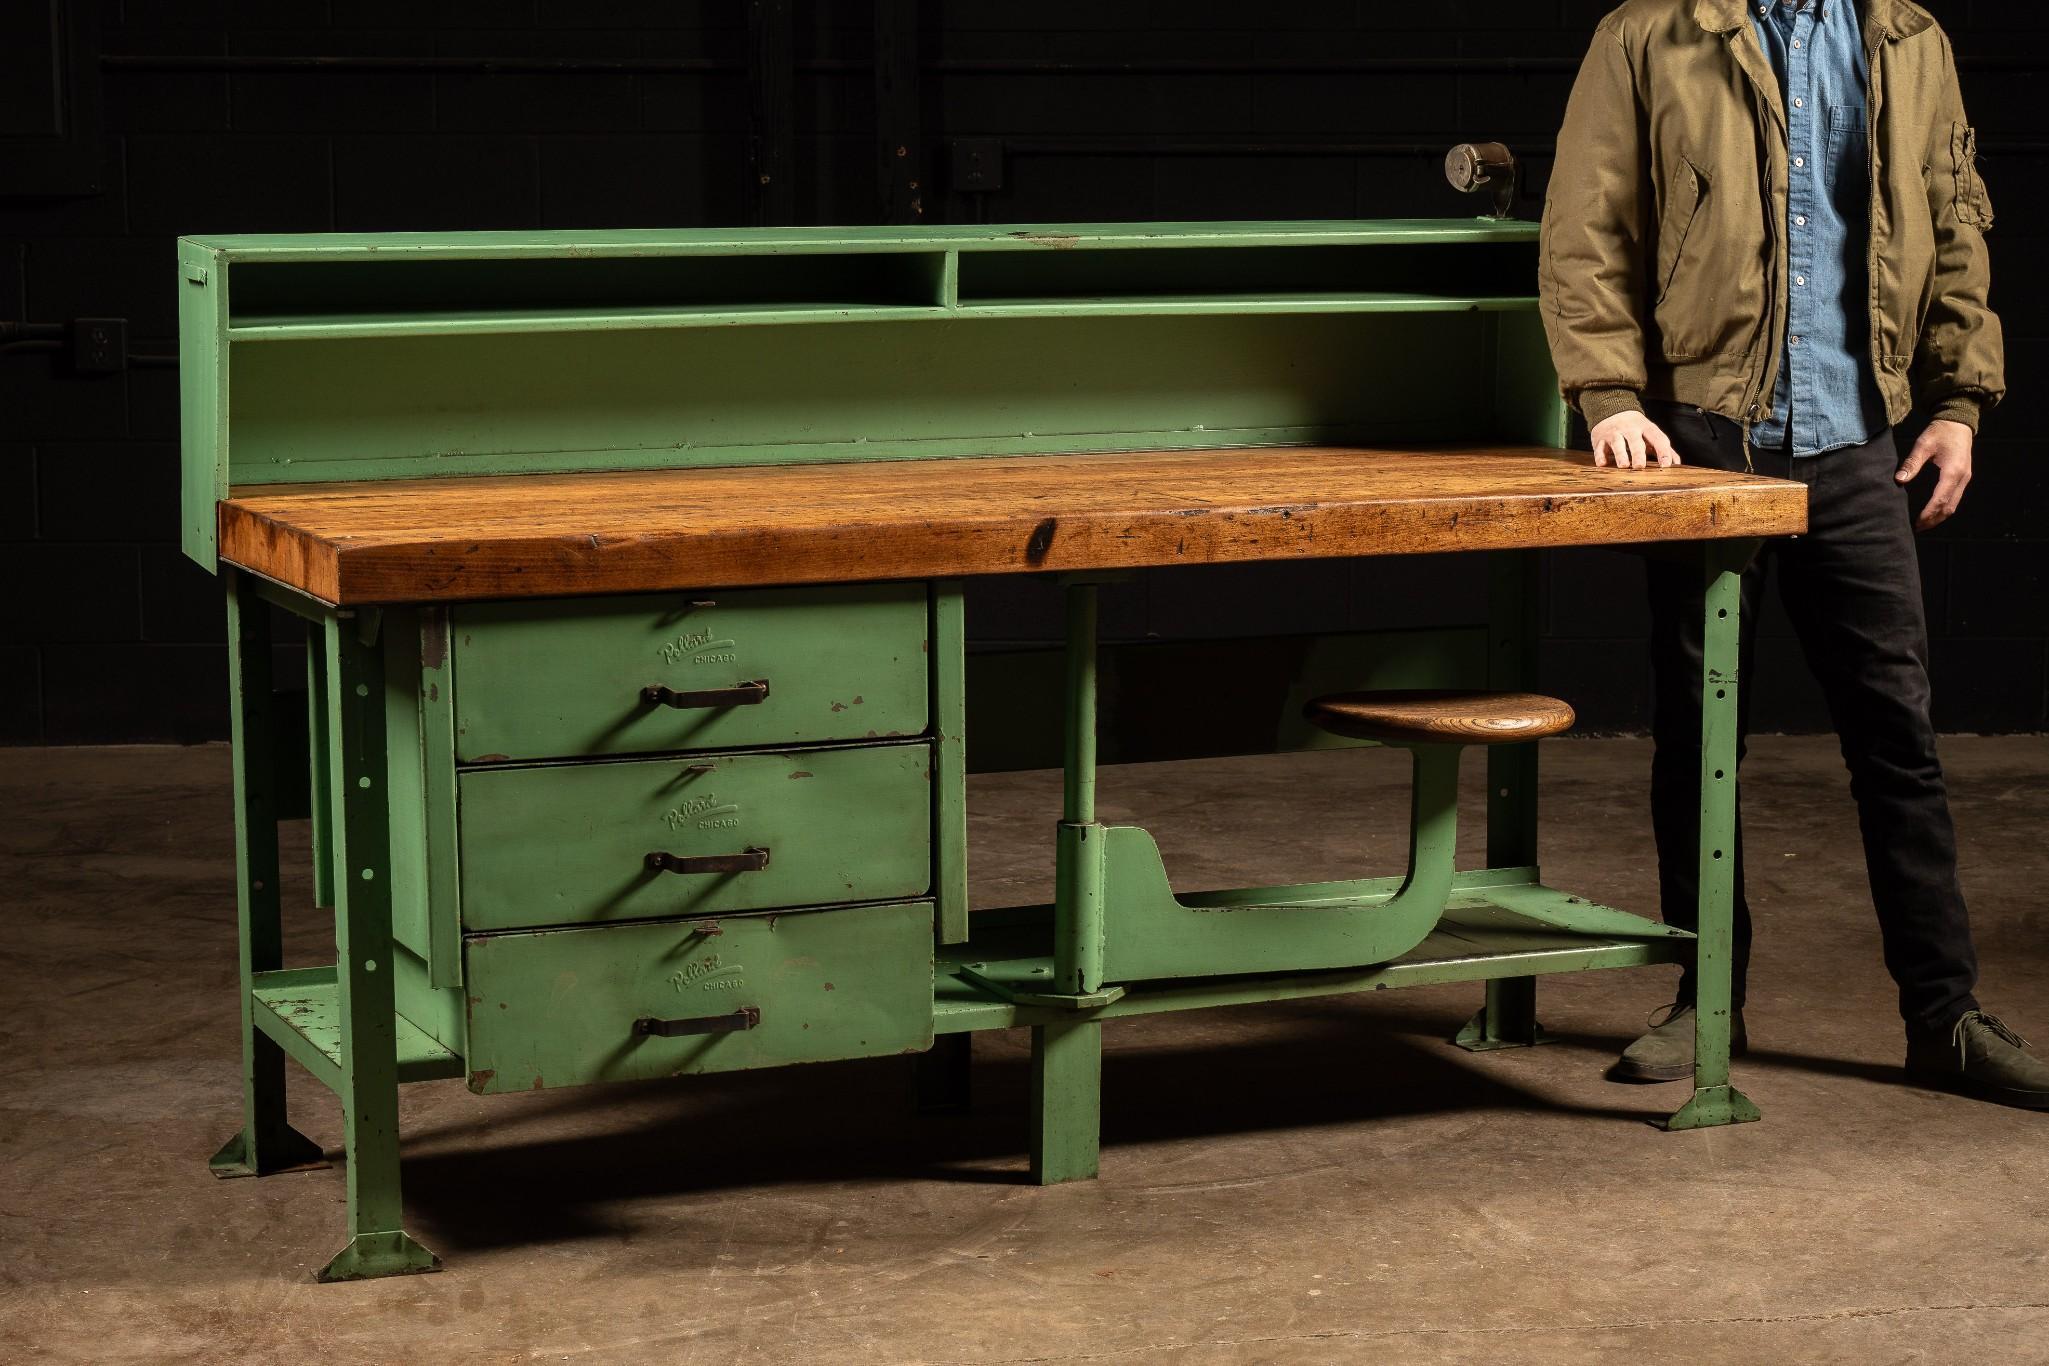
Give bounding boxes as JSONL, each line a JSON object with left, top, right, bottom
{"left": 1305, "top": 689, "right": 1575, "bottom": 746}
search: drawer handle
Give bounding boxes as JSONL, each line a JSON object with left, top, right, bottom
{"left": 642, "top": 680, "right": 770, "bottom": 709}
{"left": 645, "top": 848, "right": 771, "bottom": 875}
{"left": 635, "top": 1007, "right": 760, "bottom": 1039}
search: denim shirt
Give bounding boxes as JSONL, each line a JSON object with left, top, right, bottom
{"left": 1749, "top": 0, "right": 1891, "bottom": 455}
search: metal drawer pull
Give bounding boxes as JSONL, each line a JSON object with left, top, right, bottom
{"left": 635, "top": 1007, "right": 760, "bottom": 1039}
{"left": 645, "top": 848, "right": 771, "bottom": 875}
{"left": 641, "top": 680, "right": 770, "bottom": 709}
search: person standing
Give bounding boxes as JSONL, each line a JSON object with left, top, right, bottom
{"left": 1540, "top": 0, "right": 2047, "bottom": 1107}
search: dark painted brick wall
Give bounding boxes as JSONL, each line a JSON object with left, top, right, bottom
{"left": 2, "top": 0, "right": 2044, "bottom": 742}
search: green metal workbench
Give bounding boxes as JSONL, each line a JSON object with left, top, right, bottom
{"left": 179, "top": 219, "right": 1799, "bottom": 1280}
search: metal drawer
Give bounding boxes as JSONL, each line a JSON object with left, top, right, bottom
{"left": 462, "top": 900, "right": 935, "bottom": 1093}
{"left": 452, "top": 584, "right": 930, "bottom": 762}
{"left": 457, "top": 742, "right": 933, "bottom": 931}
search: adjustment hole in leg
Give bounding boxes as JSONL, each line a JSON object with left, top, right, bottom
{"left": 360, "top": 868, "right": 375, "bottom": 881}
{"left": 1716, "top": 689, "right": 1727, "bottom": 700}
{"left": 1714, "top": 770, "right": 1726, "bottom": 780}
{"left": 357, "top": 776, "right": 371, "bottom": 789}
{"left": 1713, "top": 850, "right": 1725, "bottom": 860}
{"left": 1717, "top": 608, "right": 1729, "bottom": 619}
{"left": 354, "top": 684, "right": 369, "bottom": 698}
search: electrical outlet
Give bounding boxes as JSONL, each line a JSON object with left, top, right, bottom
{"left": 70, "top": 317, "right": 125, "bottom": 374}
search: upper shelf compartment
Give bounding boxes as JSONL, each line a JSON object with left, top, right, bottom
{"left": 952, "top": 240, "right": 1540, "bottom": 315}
{"left": 226, "top": 250, "right": 954, "bottom": 340}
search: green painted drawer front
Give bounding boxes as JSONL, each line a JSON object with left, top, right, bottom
{"left": 463, "top": 900, "right": 935, "bottom": 1093}
{"left": 452, "top": 585, "right": 930, "bottom": 762}
{"left": 458, "top": 743, "right": 933, "bottom": 931}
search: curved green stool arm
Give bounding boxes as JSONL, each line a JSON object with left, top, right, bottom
{"left": 1096, "top": 744, "right": 1462, "bottom": 983}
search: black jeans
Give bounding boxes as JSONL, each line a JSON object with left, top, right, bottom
{"left": 1643, "top": 400, "right": 1980, "bottom": 1035}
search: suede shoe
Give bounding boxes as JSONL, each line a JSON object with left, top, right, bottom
{"left": 1613, "top": 1002, "right": 1748, "bottom": 1083}
{"left": 1905, "top": 1011, "right": 2049, "bottom": 1111}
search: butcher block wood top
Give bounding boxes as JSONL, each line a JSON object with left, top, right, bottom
{"left": 217, "top": 445, "right": 1808, "bottom": 605}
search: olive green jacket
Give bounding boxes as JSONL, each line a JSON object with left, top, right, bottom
{"left": 1539, "top": 0, "right": 2004, "bottom": 435}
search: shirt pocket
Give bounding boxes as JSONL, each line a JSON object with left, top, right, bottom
{"left": 1950, "top": 121, "right": 1995, "bottom": 229}
{"left": 1825, "top": 104, "right": 1868, "bottom": 196}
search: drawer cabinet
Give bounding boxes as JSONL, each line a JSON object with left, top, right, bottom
{"left": 453, "top": 584, "right": 930, "bottom": 762}
{"left": 463, "top": 900, "right": 935, "bottom": 1093}
{"left": 458, "top": 743, "right": 933, "bottom": 931}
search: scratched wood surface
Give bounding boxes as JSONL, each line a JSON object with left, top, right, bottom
{"left": 217, "top": 445, "right": 1808, "bottom": 605}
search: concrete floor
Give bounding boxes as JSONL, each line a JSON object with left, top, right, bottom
{"left": 3, "top": 737, "right": 2046, "bottom": 1364}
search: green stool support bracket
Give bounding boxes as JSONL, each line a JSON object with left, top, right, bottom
{"left": 1096, "top": 744, "right": 1460, "bottom": 985}
{"left": 1453, "top": 977, "right": 1557, "bottom": 1052}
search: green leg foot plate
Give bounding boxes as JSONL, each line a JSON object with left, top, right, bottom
{"left": 316, "top": 1230, "right": 442, "bottom": 1283}
{"left": 1662, "top": 1084, "right": 1763, "bottom": 1131}
{"left": 209, "top": 1126, "right": 328, "bottom": 1179}
{"left": 1452, "top": 1008, "right": 1559, "bottom": 1053}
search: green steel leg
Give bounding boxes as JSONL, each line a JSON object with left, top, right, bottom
{"left": 1030, "top": 1018, "right": 1102, "bottom": 1184}
{"left": 1465, "top": 548, "right": 1549, "bottom": 1052}
{"left": 1666, "top": 540, "right": 1763, "bottom": 1132}
{"left": 1455, "top": 977, "right": 1557, "bottom": 1052}
{"left": 316, "top": 612, "right": 440, "bottom": 1281}
{"left": 211, "top": 571, "right": 326, "bottom": 1180}
{"left": 1032, "top": 582, "right": 1107, "bottom": 1183}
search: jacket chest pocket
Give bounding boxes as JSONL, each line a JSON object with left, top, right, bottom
{"left": 1950, "top": 122, "right": 1995, "bottom": 229}
{"left": 1654, "top": 158, "right": 1707, "bottom": 305}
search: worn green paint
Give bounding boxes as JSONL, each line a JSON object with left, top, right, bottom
{"left": 929, "top": 584, "right": 970, "bottom": 946}
{"left": 250, "top": 966, "right": 463, "bottom": 1090}
{"left": 457, "top": 742, "right": 932, "bottom": 931}
{"left": 1666, "top": 539, "right": 1763, "bottom": 1131}
{"left": 209, "top": 571, "right": 326, "bottom": 1180}
{"left": 320, "top": 610, "right": 441, "bottom": 1281}
{"left": 304, "top": 627, "right": 336, "bottom": 911}
{"left": 416, "top": 610, "right": 463, "bottom": 988}
{"left": 1053, "top": 584, "right": 1106, "bottom": 996}
{"left": 1030, "top": 1018, "right": 1102, "bottom": 1186}
{"left": 1095, "top": 746, "right": 1462, "bottom": 983}
{"left": 462, "top": 901, "right": 935, "bottom": 1093}
{"left": 451, "top": 585, "right": 930, "bottom": 762}
{"left": 937, "top": 876, "right": 1697, "bottom": 1034}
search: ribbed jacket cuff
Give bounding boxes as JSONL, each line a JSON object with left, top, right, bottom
{"left": 1928, "top": 395, "right": 1983, "bottom": 433}
{"left": 1576, "top": 388, "right": 1645, "bottom": 429}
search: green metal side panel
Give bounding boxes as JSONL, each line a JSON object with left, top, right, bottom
{"left": 462, "top": 900, "right": 936, "bottom": 1093}
{"left": 377, "top": 610, "right": 432, "bottom": 964}
{"left": 930, "top": 583, "right": 970, "bottom": 945}
{"left": 224, "top": 311, "right": 1511, "bottom": 484}
{"left": 457, "top": 743, "right": 934, "bottom": 931}
{"left": 451, "top": 585, "right": 930, "bottom": 762}
{"left": 1490, "top": 308, "right": 1570, "bottom": 449}
{"left": 178, "top": 240, "right": 229, "bottom": 567}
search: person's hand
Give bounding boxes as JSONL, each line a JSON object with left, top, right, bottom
{"left": 1896, "top": 419, "right": 1973, "bottom": 531}
{"left": 1589, "top": 410, "right": 1681, "bottom": 470}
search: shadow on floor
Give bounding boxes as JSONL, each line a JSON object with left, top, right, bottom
{"left": 395, "top": 1001, "right": 1672, "bottom": 1254}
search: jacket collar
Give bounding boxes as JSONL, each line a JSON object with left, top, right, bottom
{"left": 1693, "top": 0, "right": 1934, "bottom": 39}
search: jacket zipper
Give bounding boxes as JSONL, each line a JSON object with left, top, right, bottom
{"left": 1724, "top": 26, "right": 1792, "bottom": 474}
